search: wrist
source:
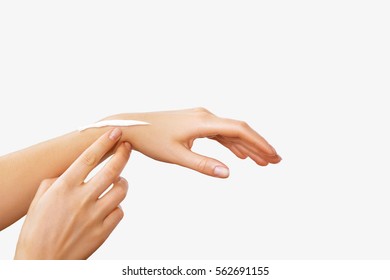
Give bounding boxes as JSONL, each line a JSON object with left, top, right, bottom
{"left": 99, "top": 113, "right": 149, "bottom": 150}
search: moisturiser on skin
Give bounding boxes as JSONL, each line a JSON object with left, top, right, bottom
{"left": 79, "top": 120, "right": 150, "bottom": 131}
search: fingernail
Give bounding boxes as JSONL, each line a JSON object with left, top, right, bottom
{"left": 109, "top": 128, "right": 122, "bottom": 141}
{"left": 214, "top": 166, "right": 230, "bottom": 178}
{"left": 124, "top": 142, "right": 131, "bottom": 150}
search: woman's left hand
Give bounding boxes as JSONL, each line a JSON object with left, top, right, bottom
{"left": 105, "top": 108, "right": 281, "bottom": 178}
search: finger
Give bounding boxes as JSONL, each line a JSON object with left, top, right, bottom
{"left": 213, "top": 137, "right": 248, "bottom": 159}
{"left": 88, "top": 142, "right": 131, "bottom": 199}
{"left": 219, "top": 139, "right": 270, "bottom": 166}
{"left": 225, "top": 137, "right": 281, "bottom": 164}
{"left": 97, "top": 177, "right": 128, "bottom": 218}
{"left": 213, "top": 135, "right": 270, "bottom": 166}
{"left": 201, "top": 117, "right": 278, "bottom": 157}
{"left": 173, "top": 144, "right": 230, "bottom": 178}
{"left": 234, "top": 144, "right": 269, "bottom": 166}
{"left": 61, "top": 128, "right": 122, "bottom": 185}
{"left": 225, "top": 137, "right": 281, "bottom": 163}
{"left": 212, "top": 135, "right": 281, "bottom": 164}
{"left": 102, "top": 206, "right": 124, "bottom": 237}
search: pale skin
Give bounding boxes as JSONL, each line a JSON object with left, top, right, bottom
{"left": 15, "top": 128, "right": 131, "bottom": 259}
{"left": 0, "top": 108, "right": 281, "bottom": 258}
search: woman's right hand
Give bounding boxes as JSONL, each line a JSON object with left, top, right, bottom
{"left": 14, "top": 128, "right": 131, "bottom": 260}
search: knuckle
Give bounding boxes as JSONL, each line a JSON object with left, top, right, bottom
{"left": 40, "top": 178, "right": 52, "bottom": 187}
{"left": 193, "top": 107, "right": 211, "bottom": 115}
{"left": 103, "top": 166, "right": 119, "bottom": 181}
{"left": 117, "top": 187, "right": 127, "bottom": 199}
{"left": 194, "top": 108, "right": 214, "bottom": 124}
{"left": 117, "top": 207, "right": 125, "bottom": 219}
{"left": 117, "top": 184, "right": 128, "bottom": 198}
{"left": 193, "top": 107, "right": 207, "bottom": 112}
{"left": 196, "top": 158, "right": 209, "bottom": 173}
{"left": 237, "top": 120, "right": 249, "bottom": 129}
{"left": 39, "top": 177, "right": 58, "bottom": 189}
{"left": 81, "top": 152, "right": 98, "bottom": 167}
{"left": 237, "top": 153, "right": 248, "bottom": 159}
{"left": 256, "top": 158, "right": 269, "bottom": 166}
{"left": 119, "top": 177, "right": 129, "bottom": 188}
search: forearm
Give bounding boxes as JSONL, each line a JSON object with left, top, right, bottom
{"left": 0, "top": 128, "right": 110, "bottom": 230}
{"left": 0, "top": 108, "right": 281, "bottom": 230}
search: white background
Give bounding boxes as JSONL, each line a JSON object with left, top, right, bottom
{"left": 0, "top": 0, "right": 389, "bottom": 260}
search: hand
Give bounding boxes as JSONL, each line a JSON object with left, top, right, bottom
{"left": 106, "top": 108, "right": 281, "bottom": 178}
{"left": 14, "top": 128, "right": 131, "bottom": 260}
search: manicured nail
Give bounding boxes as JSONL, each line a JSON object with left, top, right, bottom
{"left": 109, "top": 128, "right": 122, "bottom": 141}
{"left": 214, "top": 166, "right": 230, "bottom": 178}
{"left": 124, "top": 142, "right": 131, "bottom": 150}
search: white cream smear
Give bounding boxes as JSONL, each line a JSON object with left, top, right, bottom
{"left": 78, "top": 120, "right": 150, "bottom": 131}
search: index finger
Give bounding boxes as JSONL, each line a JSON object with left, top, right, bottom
{"left": 60, "top": 128, "right": 122, "bottom": 185}
{"left": 203, "top": 117, "right": 278, "bottom": 156}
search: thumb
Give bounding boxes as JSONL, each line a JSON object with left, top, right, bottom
{"left": 174, "top": 145, "right": 230, "bottom": 178}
